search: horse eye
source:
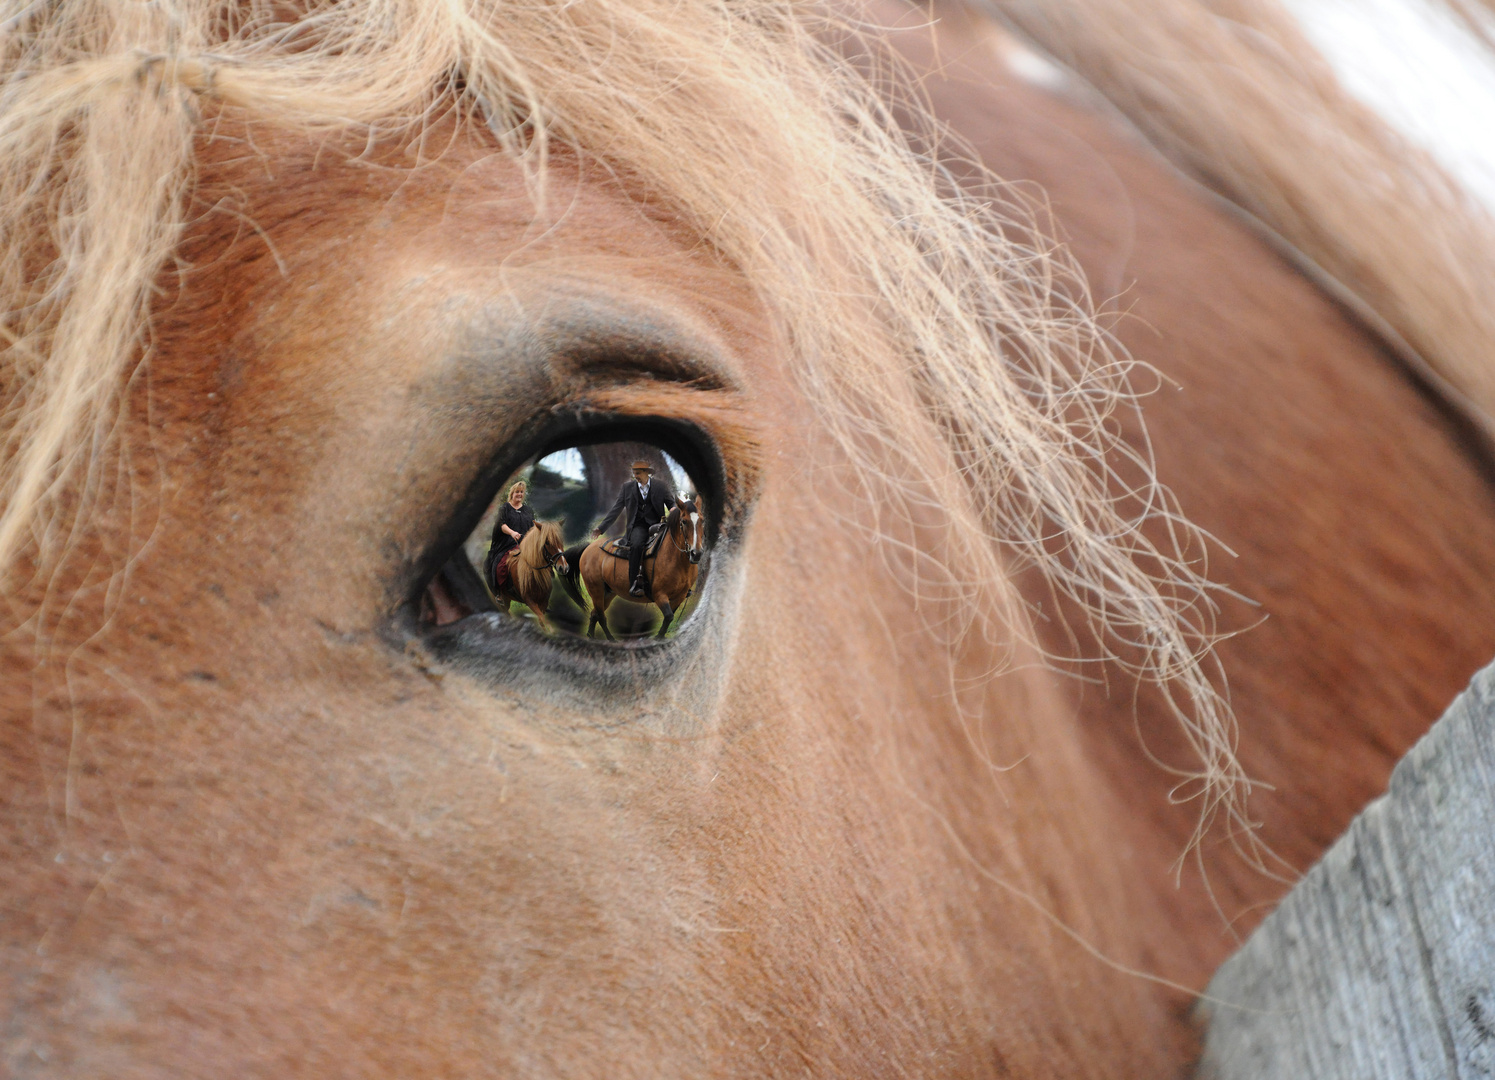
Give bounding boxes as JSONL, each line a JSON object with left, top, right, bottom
{"left": 419, "top": 438, "right": 710, "bottom": 643}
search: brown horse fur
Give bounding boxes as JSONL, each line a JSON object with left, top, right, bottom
{"left": 490, "top": 519, "right": 567, "bottom": 630}
{"left": 571, "top": 499, "right": 705, "bottom": 640}
{"left": 876, "top": 0, "right": 1495, "bottom": 1034}
{"left": 5, "top": 2, "right": 1495, "bottom": 1077}
{"left": 978, "top": 0, "right": 1495, "bottom": 435}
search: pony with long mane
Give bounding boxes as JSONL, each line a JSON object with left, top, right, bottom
{"left": 4, "top": 0, "right": 1495, "bottom": 1074}
{"left": 488, "top": 519, "right": 568, "bottom": 632}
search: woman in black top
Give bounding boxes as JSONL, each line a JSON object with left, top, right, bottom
{"left": 485, "top": 480, "right": 535, "bottom": 590}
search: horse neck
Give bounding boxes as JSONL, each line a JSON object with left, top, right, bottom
{"left": 513, "top": 529, "right": 553, "bottom": 602}
{"left": 659, "top": 515, "right": 685, "bottom": 563}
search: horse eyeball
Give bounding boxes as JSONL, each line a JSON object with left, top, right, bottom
{"left": 456, "top": 438, "right": 709, "bottom": 643}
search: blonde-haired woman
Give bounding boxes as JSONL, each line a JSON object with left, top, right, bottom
{"left": 484, "top": 480, "right": 534, "bottom": 593}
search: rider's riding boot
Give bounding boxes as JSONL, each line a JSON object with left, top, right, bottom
{"left": 629, "top": 576, "right": 647, "bottom": 597}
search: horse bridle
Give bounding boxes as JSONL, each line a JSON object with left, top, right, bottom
{"left": 519, "top": 541, "right": 566, "bottom": 571}
{"left": 667, "top": 506, "right": 703, "bottom": 558}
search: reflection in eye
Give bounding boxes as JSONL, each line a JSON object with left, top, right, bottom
{"left": 462, "top": 441, "right": 708, "bottom": 641}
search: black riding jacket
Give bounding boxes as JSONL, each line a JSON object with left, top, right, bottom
{"left": 597, "top": 479, "right": 674, "bottom": 535}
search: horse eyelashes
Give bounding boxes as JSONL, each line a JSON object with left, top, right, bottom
{"left": 455, "top": 439, "right": 708, "bottom": 643}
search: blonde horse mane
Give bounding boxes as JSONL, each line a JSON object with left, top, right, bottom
{"left": 6, "top": 0, "right": 1493, "bottom": 863}
{"left": 511, "top": 520, "right": 563, "bottom": 605}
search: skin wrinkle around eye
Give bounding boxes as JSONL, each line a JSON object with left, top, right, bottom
{"left": 152, "top": 124, "right": 774, "bottom": 643}
{"left": 164, "top": 130, "right": 772, "bottom": 724}
{"left": 399, "top": 289, "right": 763, "bottom": 596}
{"left": 385, "top": 289, "right": 766, "bottom": 722}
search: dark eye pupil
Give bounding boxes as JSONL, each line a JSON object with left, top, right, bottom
{"left": 455, "top": 439, "right": 706, "bottom": 642}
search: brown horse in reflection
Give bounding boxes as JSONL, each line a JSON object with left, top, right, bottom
{"left": 563, "top": 498, "right": 704, "bottom": 640}
{"left": 488, "top": 520, "right": 568, "bottom": 632}
{"left": 6, "top": 0, "right": 1495, "bottom": 1076}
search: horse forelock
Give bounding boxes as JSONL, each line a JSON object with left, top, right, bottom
{"left": 11, "top": 0, "right": 1490, "bottom": 853}
{"left": 510, "top": 520, "right": 561, "bottom": 604}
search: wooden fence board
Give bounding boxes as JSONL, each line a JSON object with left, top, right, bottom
{"left": 1200, "top": 662, "right": 1495, "bottom": 1079}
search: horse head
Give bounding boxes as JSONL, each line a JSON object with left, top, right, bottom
{"left": 537, "top": 520, "right": 565, "bottom": 564}
{"left": 12, "top": 0, "right": 1495, "bottom": 1074}
{"left": 0, "top": 69, "right": 1235, "bottom": 1076}
{"left": 679, "top": 497, "right": 704, "bottom": 565}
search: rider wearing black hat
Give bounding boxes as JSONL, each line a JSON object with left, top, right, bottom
{"left": 594, "top": 460, "right": 675, "bottom": 596}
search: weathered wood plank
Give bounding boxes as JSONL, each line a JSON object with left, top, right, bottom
{"left": 1200, "top": 661, "right": 1495, "bottom": 1079}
